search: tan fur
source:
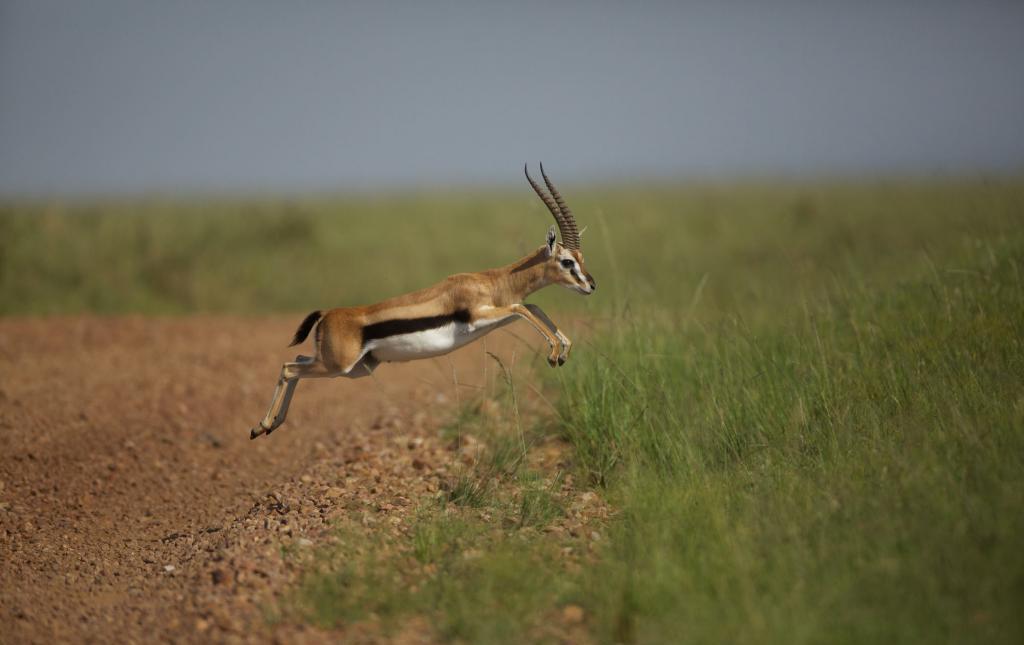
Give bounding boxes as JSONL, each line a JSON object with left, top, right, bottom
{"left": 250, "top": 229, "right": 595, "bottom": 439}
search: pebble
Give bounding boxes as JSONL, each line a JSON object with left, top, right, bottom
{"left": 163, "top": 564, "right": 175, "bottom": 572}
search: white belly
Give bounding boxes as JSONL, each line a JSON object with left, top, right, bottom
{"left": 365, "top": 317, "right": 512, "bottom": 363}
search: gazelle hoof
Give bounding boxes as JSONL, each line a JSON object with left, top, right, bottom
{"left": 249, "top": 423, "right": 269, "bottom": 440}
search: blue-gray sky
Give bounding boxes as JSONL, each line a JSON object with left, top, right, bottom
{"left": 1, "top": 1, "right": 1023, "bottom": 195}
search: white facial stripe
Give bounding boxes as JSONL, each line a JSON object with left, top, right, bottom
{"left": 559, "top": 254, "right": 591, "bottom": 290}
{"left": 566, "top": 260, "right": 583, "bottom": 282}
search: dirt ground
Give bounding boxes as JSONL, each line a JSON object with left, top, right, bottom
{"left": 0, "top": 316, "right": 556, "bottom": 644}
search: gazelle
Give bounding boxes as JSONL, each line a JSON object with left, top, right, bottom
{"left": 249, "top": 164, "right": 596, "bottom": 439}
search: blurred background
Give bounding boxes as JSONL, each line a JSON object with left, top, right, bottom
{"left": 1, "top": 1, "right": 1022, "bottom": 314}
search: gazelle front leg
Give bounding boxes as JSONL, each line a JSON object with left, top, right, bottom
{"left": 476, "top": 304, "right": 568, "bottom": 367}
{"left": 522, "top": 303, "right": 572, "bottom": 365}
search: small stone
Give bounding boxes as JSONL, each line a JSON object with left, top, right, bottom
{"left": 201, "top": 433, "right": 222, "bottom": 448}
{"left": 562, "top": 604, "right": 585, "bottom": 624}
{"left": 163, "top": 565, "right": 175, "bottom": 573}
{"left": 195, "top": 618, "right": 210, "bottom": 632}
{"left": 297, "top": 538, "right": 313, "bottom": 547}
{"left": 325, "top": 487, "right": 344, "bottom": 499}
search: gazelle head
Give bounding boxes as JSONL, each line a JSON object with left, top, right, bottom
{"left": 526, "top": 163, "right": 597, "bottom": 296}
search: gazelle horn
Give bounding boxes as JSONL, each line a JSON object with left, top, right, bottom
{"left": 524, "top": 163, "right": 580, "bottom": 250}
{"left": 540, "top": 163, "right": 579, "bottom": 250}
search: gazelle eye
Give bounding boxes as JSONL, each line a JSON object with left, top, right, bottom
{"left": 560, "top": 259, "right": 574, "bottom": 269}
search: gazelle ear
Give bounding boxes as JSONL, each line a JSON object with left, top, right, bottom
{"left": 546, "top": 225, "right": 557, "bottom": 256}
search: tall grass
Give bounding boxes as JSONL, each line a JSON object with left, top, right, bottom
{"left": 557, "top": 229, "right": 1024, "bottom": 643}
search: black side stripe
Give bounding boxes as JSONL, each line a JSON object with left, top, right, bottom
{"left": 361, "top": 309, "right": 471, "bottom": 345}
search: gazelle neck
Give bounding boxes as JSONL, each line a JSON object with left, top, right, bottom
{"left": 497, "top": 246, "right": 552, "bottom": 303}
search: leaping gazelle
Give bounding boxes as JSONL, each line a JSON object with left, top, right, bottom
{"left": 249, "top": 164, "right": 596, "bottom": 439}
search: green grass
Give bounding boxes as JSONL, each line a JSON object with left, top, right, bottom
{"left": 561, "top": 238, "right": 1024, "bottom": 643}
{"left": 515, "top": 471, "right": 565, "bottom": 530}
{"left": 4, "top": 179, "right": 1024, "bottom": 642}
{"left": 293, "top": 500, "right": 578, "bottom": 643}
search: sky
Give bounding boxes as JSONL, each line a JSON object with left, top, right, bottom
{"left": 1, "top": 1, "right": 1023, "bottom": 195}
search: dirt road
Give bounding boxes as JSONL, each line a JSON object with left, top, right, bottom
{"left": 0, "top": 316, "right": 535, "bottom": 644}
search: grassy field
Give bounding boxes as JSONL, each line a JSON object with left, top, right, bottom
{"left": 4, "top": 178, "right": 1024, "bottom": 642}
{"left": 4, "top": 180, "right": 1021, "bottom": 317}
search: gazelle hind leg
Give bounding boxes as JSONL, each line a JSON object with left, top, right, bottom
{"left": 249, "top": 355, "right": 330, "bottom": 439}
{"left": 250, "top": 311, "right": 368, "bottom": 440}
{"left": 270, "top": 354, "right": 315, "bottom": 432}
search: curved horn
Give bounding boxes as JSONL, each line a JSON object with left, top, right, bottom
{"left": 540, "top": 163, "right": 580, "bottom": 250}
{"left": 525, "top": 163, "right": 566, "bottom": 235}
